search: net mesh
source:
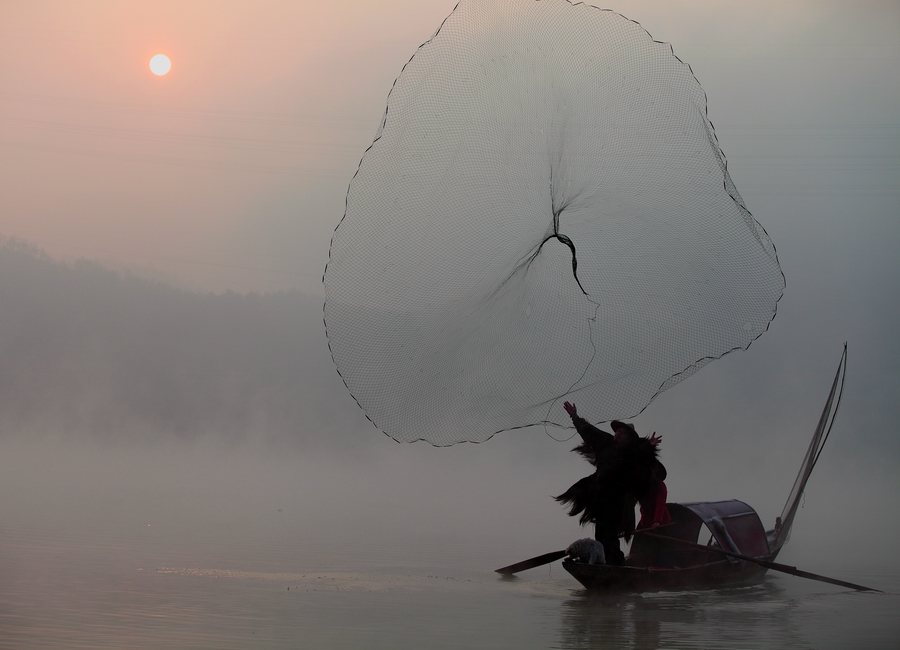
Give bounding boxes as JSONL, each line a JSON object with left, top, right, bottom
{"left": 772, "top": 345, "right": 846, "bottom": 552}
{"left": 324, "top": 0, "right": 784, "bottom": 445}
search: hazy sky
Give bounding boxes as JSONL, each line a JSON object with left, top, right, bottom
{"left": 0, "top": 0, "right": 898, "bottom": 572}
{"left": 1, "top": 1, "right": 460, "bottom": 292}
{"left": 2, "top": 0, "right": 895, "bottom": 295}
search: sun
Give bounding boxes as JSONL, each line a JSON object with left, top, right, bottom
{"left": 149, "top": 54, "right": 171, "bottom": 76}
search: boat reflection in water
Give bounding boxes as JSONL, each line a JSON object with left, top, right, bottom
{"left": 557, "top": 580, "right": 803, "bottom": 649}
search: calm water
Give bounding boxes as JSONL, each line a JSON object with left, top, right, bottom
{"left": 1, "top": 527, "right": 896, "bottom": 649}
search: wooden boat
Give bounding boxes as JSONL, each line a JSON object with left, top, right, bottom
{"left": 562, "top": 346, "right": 847, "bottom": 592}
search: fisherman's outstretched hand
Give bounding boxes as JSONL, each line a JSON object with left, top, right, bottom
{"left": 649, "top": 432, "right": 662, "bottom": 447}
{"left": 563, "top": 401, "right": 578, "bottom": 420}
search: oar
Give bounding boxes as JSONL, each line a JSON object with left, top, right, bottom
{"left": 639, "top": 531, "right": 881, "bottom": 592}
{"left": 495, "top": 549, "right": 568, "bottom": 575}
{"left": 495, "top": 524, "right": 672, "bottom": 575}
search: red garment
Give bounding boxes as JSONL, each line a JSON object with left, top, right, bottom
{"left": 638, "top": 479, "right": 672, "bottom": 529}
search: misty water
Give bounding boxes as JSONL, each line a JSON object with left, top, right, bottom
{"left": 3, "top": 528, "right": 897, "bottom": 650}
{"left": 2, "top": 439, "right": 896, "bottom": 649}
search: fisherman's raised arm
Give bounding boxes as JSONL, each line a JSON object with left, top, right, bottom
{"left": 563, "top": 401, "right": 614, "bottom": 452}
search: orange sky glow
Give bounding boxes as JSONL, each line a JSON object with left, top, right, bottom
{"left": 0, "top": 0, "right": 896, "bottom": 294}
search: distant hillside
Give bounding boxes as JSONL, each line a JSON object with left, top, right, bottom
{"left": 0, "top": 238, "right": 364, "bottom": 445}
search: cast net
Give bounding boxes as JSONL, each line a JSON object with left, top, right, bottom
{"left": 324, "top": 0, "right": 784, "bottom": 445}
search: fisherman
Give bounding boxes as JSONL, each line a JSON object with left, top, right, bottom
{"left": 555, "top": 401, "right": 664, "bottom": 565}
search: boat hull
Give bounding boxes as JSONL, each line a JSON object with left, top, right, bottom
{"left": 562, "top": 558, "right": 769, "bottom": 592}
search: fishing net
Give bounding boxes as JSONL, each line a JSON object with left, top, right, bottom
{"left": 772, "top": 345, "right": 846, "bottom": 552}
{"left": 324, "top": 0, "right": 784, "bottom": 445}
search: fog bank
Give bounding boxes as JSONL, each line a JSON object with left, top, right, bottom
{"left": 0, "top": 238, "right": 369, "bottom": 449}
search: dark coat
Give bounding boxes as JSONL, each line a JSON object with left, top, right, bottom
{"left": 555, "top": 415, "right": 663, "bottom": 539}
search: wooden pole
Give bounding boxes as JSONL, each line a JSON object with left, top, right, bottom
{"left": 495, "top": 550, "right": 567, "bottom": 575}
{"left": 640, "top": 531, "right": 881, "bottom": 592}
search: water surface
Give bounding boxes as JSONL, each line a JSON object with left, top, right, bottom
{"left": 1, "top": 527, "right": 895, "bottom": 649}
